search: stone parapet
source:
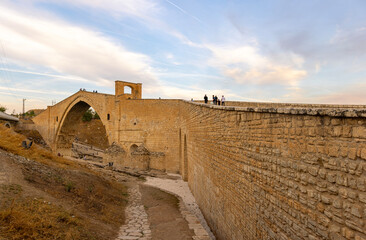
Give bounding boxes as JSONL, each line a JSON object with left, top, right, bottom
{"left": 188, "top": 101, "right": 366, "bottom": 118}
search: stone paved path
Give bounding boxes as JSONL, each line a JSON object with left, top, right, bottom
{"left": 178, "top": 201, "right": 211, "bottom": 240}
{"left": 116, "top": 184, "right": 152, "bottom": 240}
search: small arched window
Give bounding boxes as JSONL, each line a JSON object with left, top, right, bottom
{"left": 124, "top": 86, "right": 132, "bottom": 94}
{"left": 130, "top": 144, "right": 138, "bottom": 153}
{"left": 56, "top": 116, "right": 58, "bottom": 122}
{"left": 107, "top": 114, "right": 110, "bottom": 120}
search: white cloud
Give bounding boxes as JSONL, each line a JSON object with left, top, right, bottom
{"left": 207, "top": 45, "right": 267, "bottom": 67}
{"left": 0, "top": 86, "right": 71, "bottom": 96}
{"left": 277, "top": 82, "right": 366, "bottom": 105}
{"left": 30, "top": 0, "right": 160, "bottom": 21}
{"left": 0, "top": 90, "right": 56, "bottom": 113}
{"left": 0, "top": 68, "right": 89, "bottom": 82}
{"left": 315, "top": 83, "right": 366, "bottom": 105}
{"left": 144, "top": 84, "right": 254, "bottom": 102}
{"left": 329, "top": 27, "right": 366, "bottom": 58}
{"left": 0, "top": 4, "right": 158, "bottom": 87}
{"left": 156, "top": 72, "right": 224, "bottom": 80}
{"left": 165, "top": 53, "right": 174, "bottom": 59}
{"left": 205, "top": 44, "right": 307, "bottom": 86}
{"left": 224, "top": 66, "right": 306, "bottom": 86}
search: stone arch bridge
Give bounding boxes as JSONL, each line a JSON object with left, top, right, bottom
{"left": 33, "top": 81, "right": 142, "bottom": 157}
{"left": 32, "top": 81, "right": 366, "bottom": 240}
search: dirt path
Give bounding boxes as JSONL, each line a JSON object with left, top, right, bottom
{"left": 140, "top": 184, "right": 194, "bottom": 240}
{"left": 144, "top": 177, "right": 214, "bottom": 240}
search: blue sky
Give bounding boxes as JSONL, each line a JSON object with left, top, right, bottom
{"left": 0, "top": 0, "right": 366, "bottom": 113}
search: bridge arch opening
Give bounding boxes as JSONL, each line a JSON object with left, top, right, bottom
{"left": 56, "top": 101, "right": 109, "bottom": 158}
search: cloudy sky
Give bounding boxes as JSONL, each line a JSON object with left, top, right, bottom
{"left": 1, "top": 0, "right": 366, "bottom": 113}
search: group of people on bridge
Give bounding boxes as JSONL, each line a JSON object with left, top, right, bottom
{"left": 79, "top": 88, "right": 98, "bottom": 93}
{"left": 204, "top": 94, "right": 225, "bottom": 106}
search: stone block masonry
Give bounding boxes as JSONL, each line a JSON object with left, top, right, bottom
{"left": 180, "top": 102, "right": 366, "bottom": 240}
{"left": 32, "top": 81, "right": 366, "bottom": 240}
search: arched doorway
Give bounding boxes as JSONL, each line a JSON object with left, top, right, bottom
{"left": 130, "top": 144, "right": 138, "bottom": 154}
{"left": 183, "top": 134, "right": 188, "bottom": 181}
{"left": 56, "top": 101, "right": 109, "bottom": 158}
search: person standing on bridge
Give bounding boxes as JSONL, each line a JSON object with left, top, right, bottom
{"left": 221, "top": 95, "right": 225, "bottom": 106}
{"left": 204, "top": 94, "right": 208, "bottom": 104}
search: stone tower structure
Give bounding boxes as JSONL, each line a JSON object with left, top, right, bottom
{"left": 115, "top": 80, "right": 142, "bottom": 99}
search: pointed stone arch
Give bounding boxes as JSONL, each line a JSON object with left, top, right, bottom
{"left": 55, "top": 96, "right": 110, "bottom": 155}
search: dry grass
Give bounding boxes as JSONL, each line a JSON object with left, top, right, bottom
{"left": 0, "top": 125, "right": 74, "bottom": 168}
{"left": 0, "top": 126, "right": 128, "bottom": 239}
{"left": 0, "top": 196, "right": 91, "bottom": 240}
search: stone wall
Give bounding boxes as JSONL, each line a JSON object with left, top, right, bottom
{"left": 115, "top": 99, "right": 183, "bottom": 173}
{"left": 33, "top": 94, "right": 183, "bottom": 173}
{"left": 32, "top": 86, "right": 366, "bottom": 240}
{"left": 196, "top": 100, "right": 366, "bottom": 109}
{"left": 180, "top": 102, "right": 366, "bottom": 240}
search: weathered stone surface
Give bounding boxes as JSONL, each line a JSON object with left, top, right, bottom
{"left": 31, "top": 81, "right": 366, "bottom": 240}
{"left": 116, "top": 185, "right": 152, "bottom": 240}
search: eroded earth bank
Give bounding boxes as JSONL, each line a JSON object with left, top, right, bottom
{"left": 0, "top": 125, "right": 214, "bottom": 240}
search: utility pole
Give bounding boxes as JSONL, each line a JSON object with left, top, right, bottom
{"left": 22, "top": 98, "right": 26, "bottom": 117}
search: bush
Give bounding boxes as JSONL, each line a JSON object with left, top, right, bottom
{"left": 82, "top": 109, "right": 100, "bottom": 121}
{"left": 94, "top": 112, "right": 100, "bottom": 119}
{"left": 0, "top": 105, "right": 7, "bottom": 113}
{"left": 82, "top": 109, "right": 93, "bottom": 122}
